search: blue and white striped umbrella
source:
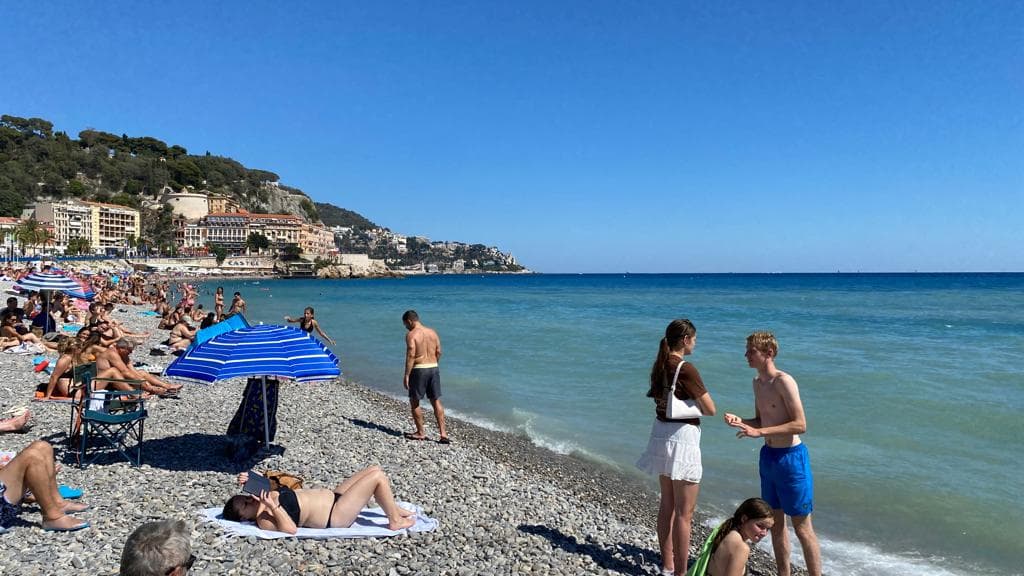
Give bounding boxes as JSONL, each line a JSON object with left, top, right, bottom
{"left": 164, "top": 324, "right": 341, "bottom": 384}
{"left": 15, "top": 271, "right": 82, "bottom": 293}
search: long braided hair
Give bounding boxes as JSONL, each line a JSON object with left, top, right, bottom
{"left": 708, "top": 498, "right": 773, "bottom": 556}
{"left": 647, "top": 319, "right": 696, "bottom": 398}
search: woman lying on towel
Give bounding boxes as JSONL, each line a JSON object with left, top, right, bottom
{"left": 222, "top": 466, "right": 416, "bottom": 535}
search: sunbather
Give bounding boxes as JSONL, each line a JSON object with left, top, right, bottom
{"left": 0, "top": 440, "right": 89, "bottom": 532}
{"left": 97, "top": 339, "right": 182, "bottom": 395}
{"left": 167, "top": 318, "right": 196, "bottom": 350}
{"left": 222, "top": 466, "right": 416, "bottom": 535}
{"left": 42, "top": 338, "right": 82, "bottom": 399}
{"left": 1, "top": 315, "right": 56, "bottom": 350}
{"left": 0, "top": 410, "right": 30, "bottom": 433}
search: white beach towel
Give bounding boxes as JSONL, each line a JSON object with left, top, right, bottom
{"left": 199, "top": 503, "right": 438, "bottom": 539}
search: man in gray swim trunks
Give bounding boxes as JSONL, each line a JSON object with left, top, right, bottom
{"left": 402, "top": 310, "right": 449, "bottom": 443}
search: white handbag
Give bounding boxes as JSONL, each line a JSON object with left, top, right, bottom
{"left": 665, "top": 358, "right": 702, "bottom": 419}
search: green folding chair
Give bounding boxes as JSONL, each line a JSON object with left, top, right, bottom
{"left": 71, "top": 367, "right": 148, "bottom": 468}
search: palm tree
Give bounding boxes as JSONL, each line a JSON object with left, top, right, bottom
{"left": 14, "top": 219, "right": 41, "bottom": 256}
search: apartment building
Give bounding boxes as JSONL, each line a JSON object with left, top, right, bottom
{"left": 207, "top": 195, "right": 240, "bottom": 215}
{"left": 34, "top": 200, "right": 139, "bottom": 252}
{"left": 248, "top": 213, "right": 302, "bottom": 248}
{"left": 86, "top": 201, "right": 140, "bottom": 250}
{"left": 300, "top": 222, "right": 336, "bottom": 255}
{"left": 202, "top": 212, "right": 249, "bottom": 252}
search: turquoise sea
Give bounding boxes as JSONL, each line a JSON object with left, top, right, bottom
{"left": 192, "top": 273, "right": 1023, "bottom": 576}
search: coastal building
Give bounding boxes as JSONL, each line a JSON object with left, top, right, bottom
{"left": 33, "top": 199, "right": 140, "bottom": 253}
{"left": 202, "top": 212, "right": 248, "bottom": 252}
{"left": 173, "top": 217, "right": 208, "bottom": 254}
{"left": 207, "top": 194, "right": 239, "bottom": 214}
{"left": 161, "top": 187, "right": 210, "bottom": 220}
{"left": 247, "top": 213, "right": 302, "bottom": 249}
{"left": 300, "top": 222, "right": 335, "bottom": 255}
{"left": 86, "top": 200, "right": 140, "bottom": 251}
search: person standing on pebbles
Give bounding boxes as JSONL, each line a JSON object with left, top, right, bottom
{"left": 401, "top": 310, "right": 449, "bottom": 444}
{"left": 636, "top": 318, "right": 716, "bottom": 576}
{"left": 724, "top": 332, "right": 821, "bottom": 576}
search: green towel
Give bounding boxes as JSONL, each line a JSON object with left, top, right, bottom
{"left": 685, "top": 525, "right": 722, "bottom": 576}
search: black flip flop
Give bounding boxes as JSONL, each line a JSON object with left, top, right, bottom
{"left": 438, "top": 436, "right": 451, "bottom": 444}
{"left": 403, "top": 433, "right": 428, "bottom": 441}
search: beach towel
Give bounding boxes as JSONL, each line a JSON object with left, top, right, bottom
{"left": 33, "top": 390, "right": 74, "bottom": 403}
{"left": 199, "top": 503, "right": 438, "bottom": 539}
{"left": 685, "top": 525, "right": 721, "bottom": 576}
{"left": 137, "top": 311, "right": 160, "bottom": 317}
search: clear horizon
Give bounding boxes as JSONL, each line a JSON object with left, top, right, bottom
{"left": 1, "top": 2, "right": 1021, "bottom": 273}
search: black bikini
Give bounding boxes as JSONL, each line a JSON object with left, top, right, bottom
{"left": 276, "top": 488, "right": 345, "bottom": 527}
{"left": 276, "top": 487, "right": 301, "bottom": 525}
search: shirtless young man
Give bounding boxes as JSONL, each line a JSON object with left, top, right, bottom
{"left": 401, "top": 310, "right": 448, "bottom": 443}
{"left": 724, "top": 332, "right": 821, "bottom": 576}
{"left": 229, "top": 292, "right": 246, "bottom": 316}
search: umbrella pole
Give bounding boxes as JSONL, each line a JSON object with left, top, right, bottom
{"left": 261, "top": 375, "right": 271, "bottom": 448}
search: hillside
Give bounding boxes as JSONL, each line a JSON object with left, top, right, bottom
{"left": 314, "top": 202, "right": 377, "bottom": 229}
{"left": 0, "top": 114, "right": 525, "bottom": 272}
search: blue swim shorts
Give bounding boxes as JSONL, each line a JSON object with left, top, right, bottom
{"left": 759, "top": 443, "right": 814, "bottom": 517}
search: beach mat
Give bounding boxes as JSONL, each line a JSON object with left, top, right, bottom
{"left": 199, "top": 503, "right": 438, "bottom": 539}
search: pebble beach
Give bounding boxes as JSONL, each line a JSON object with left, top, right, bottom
{"left": 0, "top": 299, "right": 784, "bottom": 576}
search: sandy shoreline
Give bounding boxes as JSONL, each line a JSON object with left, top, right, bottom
{"left": 0, "top": 302, "right": 785, "bottom": 575}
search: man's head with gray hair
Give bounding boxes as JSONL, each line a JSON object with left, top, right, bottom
{"left": 115, "top": 338, "right": 134, "bottom": 351}
{"left": 120, "top": 519, "right": 193, "bottom": 576}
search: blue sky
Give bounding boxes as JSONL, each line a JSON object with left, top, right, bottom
{"left": 2, "top": 1, "right": 1021, "bottom": 272}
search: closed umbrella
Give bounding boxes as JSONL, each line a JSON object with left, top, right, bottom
{"left": 164, "top": 324, "right": 340, "bottom": 446}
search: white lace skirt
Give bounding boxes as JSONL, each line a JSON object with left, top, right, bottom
{"left": 635, "top": 419, "right": 702, "bottom": 483}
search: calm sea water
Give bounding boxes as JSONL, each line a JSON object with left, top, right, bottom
{"left": 192, "top": 273, "right": 1023, "bottom": 576}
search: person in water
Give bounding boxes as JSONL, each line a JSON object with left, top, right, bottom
{"left": 686, "top": 498, "right": 773, "bottom": 576}
{"left": 283, "top": 307, "right": 335, "bottom": 346}
{"left": 222, "top": 466, "right": 415, "bottom": 534}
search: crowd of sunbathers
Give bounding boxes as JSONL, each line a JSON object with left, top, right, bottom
{"left": 0, "top": 264, "right": 424, "bottom": 576}
{"left": 0, "top": 263, "right": 191, "bottom": 536}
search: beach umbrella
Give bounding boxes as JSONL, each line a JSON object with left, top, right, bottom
{"left": 164, "top": 324, "right": 340, "bottom": 446}
{"left": 14, "top": 271, "right": 87, "bottom": 324}
{"left": 189, "top": 313, "right": 251, "bottom": 350}
{"left": 65, "top": 278, "right": 96, "bottom": 301}
{"left": 14, "top": 271, "right": 82, "bottom": 293}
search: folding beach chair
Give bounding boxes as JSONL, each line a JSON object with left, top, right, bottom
{"left": 69, "top": 366, "right": 148, "bottom": 468}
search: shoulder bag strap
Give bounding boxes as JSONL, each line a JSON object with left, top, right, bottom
{"left": 666, "top": 357, "right": 687, "bottom": 396}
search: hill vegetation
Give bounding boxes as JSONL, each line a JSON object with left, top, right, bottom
{"left": 0, "top": 114, "right": 298, "bottom": 218}
{"left": 314, "top": 202, "right": 377, "bottom": 229}
{"left": 0, "top": 114, "right": 525, "bottom": 271}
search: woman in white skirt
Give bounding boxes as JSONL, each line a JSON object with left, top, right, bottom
{"left": 637, "top": 319, "right": 717, "bottom": 576}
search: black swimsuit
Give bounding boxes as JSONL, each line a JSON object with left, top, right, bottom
{"left": 276, "top": 487, "right": 301, "bottom": 525}
{"left": 276, "top": 488, "right": 346, "bottom": 528}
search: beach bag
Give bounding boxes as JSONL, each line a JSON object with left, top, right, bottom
{"left": 227, "top": 377, "right": 280, "bottom": 445}
{"left": 263, "top": 470, "right": 304, "bottom": 491}
{"left": 666, "top": 359, "right": 702, "bottom": 420}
